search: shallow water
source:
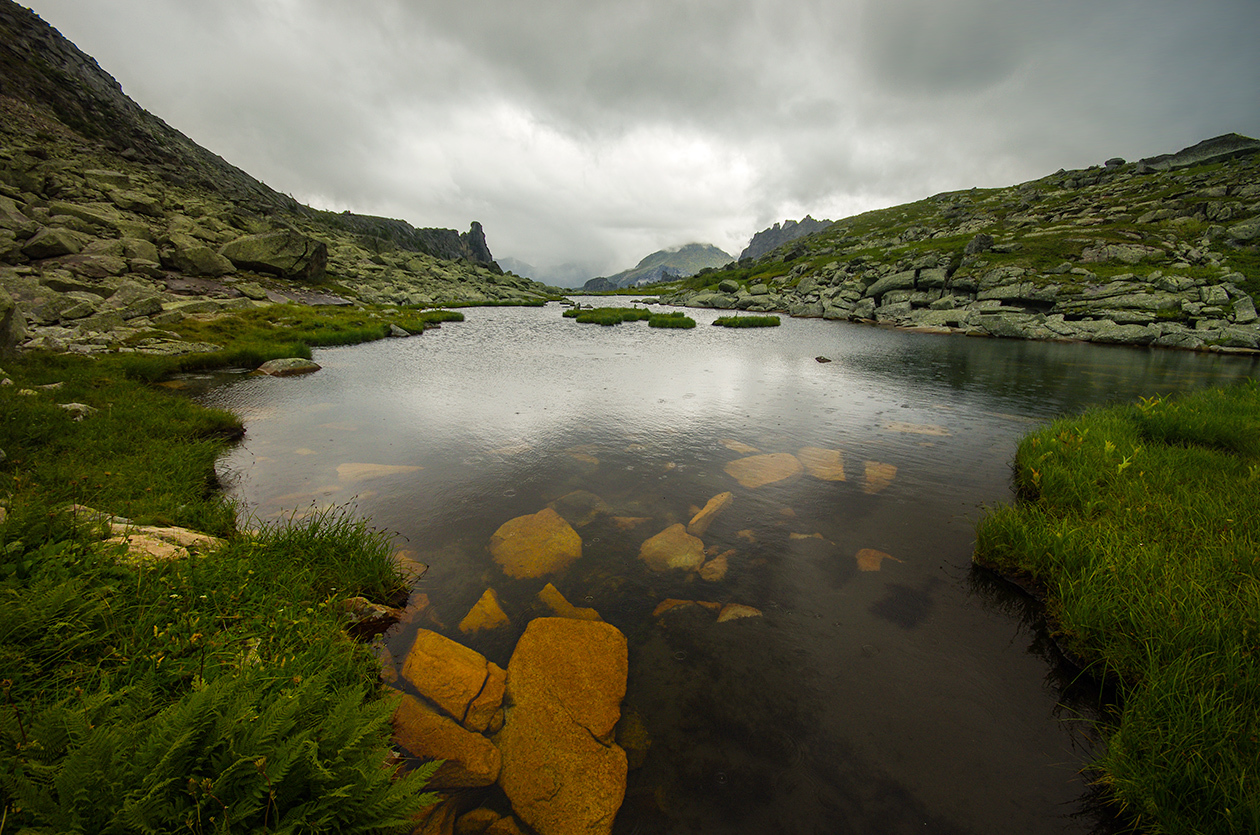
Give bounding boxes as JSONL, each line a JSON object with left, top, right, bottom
{"left": 201, "top": 302, "right": 1258, "bottom": 834}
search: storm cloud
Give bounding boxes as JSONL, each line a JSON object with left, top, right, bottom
{"left": 20, "top": 0, "right": 1260, "bottom": 281}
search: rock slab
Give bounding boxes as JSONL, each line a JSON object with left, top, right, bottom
{"left": 638, "top": 524, "right": 706, "bottom": 572}
{"left": 489, "top": 507, "right": 583, "bottom": 579}
{"left": 497, "top": 617, "right": 628, "bottom": 835}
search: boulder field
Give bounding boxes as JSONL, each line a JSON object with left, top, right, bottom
{"left": 664, "top": 135, "right": 1260, "bottom": 353}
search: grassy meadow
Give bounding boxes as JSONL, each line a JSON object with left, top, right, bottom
{"left": 974, "top": 381, "right": 1260, "bottom": 834}
{"left": 0, "top": 305, "right": 459, "bottom": 832}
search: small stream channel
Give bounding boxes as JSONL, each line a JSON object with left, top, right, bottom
{"left": 198, "top": 301, "right": 1258, "bottom": 834}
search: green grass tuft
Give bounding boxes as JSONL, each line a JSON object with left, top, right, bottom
{"left": 712, "top": 315, "right": 781, "bottom": 328}
{"left": 561, "top": 306, "right": 653, "bottom": 325}
{"left": 648, "top": 312, "right": 696, "bottom": 328}
{"left": 974, "top": 381, "right": 1260, "bottom": 833}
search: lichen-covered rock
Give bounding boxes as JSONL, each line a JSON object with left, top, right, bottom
{"left": 169, "top": 244, "right": 235, "bottom": 277}
{"left": 256, "top": 357, "right": 320, "bottom": 376}
{"left": 0, "top": 287, "right": 27, "bottom": 353}
{"left": 489, "top": 507, "right": 582, "bottom": 579}
{"left": 219, "top": 230, "right": 328, "bottom": 281}
{"left": 638, "top": 524, "right": 705, "bottom": 573}
{"left": 497, "top": 618, "right": 628, "bottom": 835}
{"left": 21, "top": 227, "right": 83, "bottom": 259}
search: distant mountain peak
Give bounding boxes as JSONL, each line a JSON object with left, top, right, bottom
{"left": 739, "top": 216, "right": 833, "bottom": 261}
{"left": 582, "top": 243, "right": 734, "bottom": 292}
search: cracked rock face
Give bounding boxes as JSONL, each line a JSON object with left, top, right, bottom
{"left": 496, "top": 617, "right": 628, "bottom": 835}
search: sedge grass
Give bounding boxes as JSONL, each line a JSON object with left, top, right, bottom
{"left": 0, "top": 307, "right": 462, "bottom": 828}
{"left": 974, "top": 381, "right": 1260, "bottom": 834}
{"left": 712, "top": 315, "right": 781, "bottom": 328}
{"left": 648, "top": 312, "right": 696, "bottom": 328}
{"left": 562, "top": 306, "right": 653, "bottom": 326}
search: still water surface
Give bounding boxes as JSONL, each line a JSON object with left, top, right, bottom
{"left": 201, "top": 302, "right": 1258, "bottom": 834}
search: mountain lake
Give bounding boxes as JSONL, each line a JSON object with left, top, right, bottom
{"left": 197, "top": 300, "right": 1260, "bottom": 834}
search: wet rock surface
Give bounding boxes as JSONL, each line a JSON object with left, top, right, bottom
{"left": 496, "top": 617, "right": 629, "bottom": 835}
{"left": 661, "top": 134, "right": 1260, "bottom": 354}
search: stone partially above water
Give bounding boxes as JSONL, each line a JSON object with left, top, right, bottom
{"left": 489, "top": 507, "right": 583, "bottom": 579}
{"left": 256, "top": 357, "right": 320, "bottom": 377}
{"left": 497, "top": 617, "right": 628, "bottom": 835}
{"left": 639, "top": 524, "right": 706, "bottom": 572}
{"left": 724, "top": 452, "right": 804, "bottom": 488}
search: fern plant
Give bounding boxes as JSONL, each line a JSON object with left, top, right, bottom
{"left": 2, "top": 671, "right": 439, "bottom": 834}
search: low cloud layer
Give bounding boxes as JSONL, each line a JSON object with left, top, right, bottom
{"left": 22, "top": 0, "right": 1260, "bottom": 280}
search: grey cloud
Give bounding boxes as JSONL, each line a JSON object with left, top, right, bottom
{"left": 20, "top": 0, "right": 1260, "bottom": 275}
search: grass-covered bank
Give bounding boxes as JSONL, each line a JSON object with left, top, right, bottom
{"left": 0, "top": 306, "right": 459, "bottom": 832}
{"left": 974, "top": 382, "right": 1260, "bottom": 834}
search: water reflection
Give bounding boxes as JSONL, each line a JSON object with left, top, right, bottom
{"left": 200, "top": 302, "right": 1257, "bottom": 834}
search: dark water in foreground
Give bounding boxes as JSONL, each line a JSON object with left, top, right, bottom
{"left": 200, "top": 302, "right": 1258, "bottom": 834}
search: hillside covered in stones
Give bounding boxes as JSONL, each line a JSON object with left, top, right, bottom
{"left": 665, "top": 135, "right": 1260, "bottom": 351}
{"left": 0, "top": 1, "right": 559, "bottom": 356}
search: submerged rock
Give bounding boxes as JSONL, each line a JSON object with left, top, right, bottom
{"left": 855, "top": 548, "right": 902, "bottom": 572}
{"left": 538, "top": 582, "right": 603, "bottom": 621}
{"left": 335, "top": 462, "right": 423, "bottom": 482}
{"left": 639, "top": 524, "right": 706, "bottom": 572}
{"left": 686, "top": 491, "right": 733, "bottom": 537}
{"left": 391, "top": 694, "right": 501, "bottom": 788}
{"left": 489, "top": 507, "right": 583, "bottom": 579}
{"left": 717, "top": 603, "right": 763, "bottom": 623}
{"left": 698, "top": 550, "right": 730, "bottom": 582}
{"left": 399, "top": 629, "right": 501, "bottom": 728}
{"left": 724, "top": 452, "right": 804, "bottom": 488}
{"left": 459, "top": 588, "right": 512, "bottom": 634}
{"left": 497, "top": 618, "right": 628, "bottom": 835}
{"left": 797, "top": 446, "right": 847, "bottom": 481}
{"left": 863, "top": 461, "right": 898, "bottom": 494}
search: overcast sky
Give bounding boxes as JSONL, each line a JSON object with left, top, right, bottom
{"left": 21, "top": 0, "right": 1260, "bottom": 281}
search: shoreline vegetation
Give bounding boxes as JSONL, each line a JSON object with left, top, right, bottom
{"left": 712, "top": 314, "right": 781, "bottom": 328}
{"left": 0, "top": 304, "right": 466, "bottom": 832}
{"left": 2, "top": 299, "right": 1256, "bottom": 833}
{"left": 974, "top": 381, "right": 1260, "bottom": 834}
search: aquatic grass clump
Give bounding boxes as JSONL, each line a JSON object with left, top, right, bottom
{"left": 712, "top": 315, "right": 781, "bottom": 328}
{"left": 974, "top": 381, "right": 1260, "bottom": 834}
{"left": 562, "top": 306, "right": 653, "bottom": 326}
{"left": 648, "top": 312, "right": 696, "bottom": 328}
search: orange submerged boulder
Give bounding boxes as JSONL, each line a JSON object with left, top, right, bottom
{"left": 489, "top": 507, "right": 583, "bottom": 579}
{"left": 496, "top": 617, "right": 629, "bottom": 835}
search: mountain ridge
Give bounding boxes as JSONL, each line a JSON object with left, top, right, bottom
{"left": 661, "top": 133, "right": 1260, "bottom": 352}
{"left": 581, "top": 242, "right": 733, "bottom": 292}
{"left": 0, "top": 0, "right": 564, "bottom": 355}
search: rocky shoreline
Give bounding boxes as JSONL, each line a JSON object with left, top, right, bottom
{"left": 661, "top": 135, "right": 1260, "bottom": 353}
